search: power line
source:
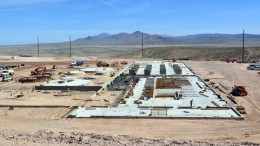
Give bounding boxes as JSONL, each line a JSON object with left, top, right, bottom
{"left": 37, "top": 37, "right": 39, "bottom": 57}
{"left": 142, "top": 32, "right": 144, "bottom": 58}
{"left": 69, "top": 35, "right": 72, "bottom": 58}
{"left": 242, "top": 30, "right": 245, "bottom": 63}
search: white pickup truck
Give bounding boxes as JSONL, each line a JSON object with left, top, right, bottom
{"left": 0, "top": 70, "right": 14, "bottom": 77}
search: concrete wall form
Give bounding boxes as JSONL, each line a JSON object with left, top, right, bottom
{"left": 35, "top": 86, "right": 102, "bottom": 91}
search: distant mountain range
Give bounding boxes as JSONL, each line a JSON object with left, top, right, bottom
{"left": 94, "top": 33, "right": 111, "bottom": 38}
{"left": 73, "top": 31, "right": 260, "bottom": 46}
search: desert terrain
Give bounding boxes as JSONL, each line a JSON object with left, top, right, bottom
{"left": 123, "top": 46, "right": 260, "bottom": 63}
{"left": 0, "top": 55, "right": 259, "bottom": 145}
{"left": 1, "top": 0, "right": 260, "bottom": 144}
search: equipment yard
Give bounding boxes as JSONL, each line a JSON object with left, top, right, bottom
{"left": 0, "top": 56, "right": 259, "bottom": 145}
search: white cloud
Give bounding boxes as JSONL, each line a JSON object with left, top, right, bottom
{"left": 97, "top": 0, "right": 118, "bottom": 9}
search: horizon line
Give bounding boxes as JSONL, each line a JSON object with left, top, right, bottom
{"left": 1, "top": 31, "right": 259, "bottom": 46}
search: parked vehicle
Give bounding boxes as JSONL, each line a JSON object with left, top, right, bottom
{"left": 70, "top": 61, "right": 84, "bottom": 66}
{"left": 247, "top": 63, "right": 260, "bottom": 70}
{"left": 120, "top": 61, "right": 128, "bottom": 65}
{"left": 0, "top": 69, "right": 14, "bottom": 77}
{"left": 2, "top": 74, "right": 13, "bottom": 82}
{"left": 231, "top": 85, "right": 247, "bottom": 96}
{"left": 226, "top": 58, "right": 237, "bottom": 63}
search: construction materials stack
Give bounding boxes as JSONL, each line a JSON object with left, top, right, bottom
{"left": 129, "top": 65, "right": 139, "bottom": 76}
{"left": 142, "top": 78, "right": 154, "bottom": 98}
{"left": 236, "top": 106, "right": 246, "bottom": 114}
{"left": 144, "top": 65, "right": 152, "bottom": 76}
{"left": 173, "top": 64, "right": 182, "bottom": 74}
{"left": 160, "top": 64, "right": 166, "bottom": 75}
{"left": 156, "top": 78, "right": 191, "bottom": 89}
{"left": 156, "top": 78, "right": 176, "bottom": 89}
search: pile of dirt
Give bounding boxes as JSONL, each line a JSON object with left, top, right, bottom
{"left": 0, "top": 130, "right": 259, "bottom": 146}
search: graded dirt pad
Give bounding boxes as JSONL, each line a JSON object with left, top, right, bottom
{"left": 0, "top": 91, "right": 95, "bottom": 106}
{"left": 0, "top": 108, "right": 71, "bottom": 120}
{"left": 0, "top": 60, "right": 260, "bottom": 145}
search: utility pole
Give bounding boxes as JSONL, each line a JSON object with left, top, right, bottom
{"left": 37, "top": 37, "right": 40, "bottom": 57}
{"left": 142, "top": 32, "right": 144, "bottom": 58}
{"left": 69, "top": 35, "right": 72, "bottom": 58}
{"left": 242, "top": 30, "right": 245, "bottom": 63}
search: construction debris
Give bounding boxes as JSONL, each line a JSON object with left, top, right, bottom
{"left": 18, "top": 76, "right": 53, "bottom": 83}
{"left": 227, "top": 94, "right": 237, "bottom": 104}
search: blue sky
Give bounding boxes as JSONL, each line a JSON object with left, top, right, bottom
{"left": 0, "top": 0, "right": 259, "bottom": 45}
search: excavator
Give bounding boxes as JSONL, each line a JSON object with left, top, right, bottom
{"left": 31, "top": 67, "right": 51, "bottom": 76}
{"left": 31, "top": 67, "right": 46, "bottom": 75}
{"left": 231, "top": 85, "right": 247, "bottom": 96}
{"left": 18, "top": 67, "right": 52, "bottom": 83}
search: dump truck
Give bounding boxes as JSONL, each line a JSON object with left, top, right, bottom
{"left": 231, "top": 85, "right": 247, "bottom": 96}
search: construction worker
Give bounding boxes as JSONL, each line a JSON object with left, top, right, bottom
{"left": 179, "top": 92, "right": 182, "bottom": 99}
{"left": 190, "top": 99, "right": 193, "bottom": 107}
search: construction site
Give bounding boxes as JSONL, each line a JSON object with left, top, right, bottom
{"left": 0, "top": 56, "right": 259, "bottom": 145}
{"left": 69, "top": 61, "right": 243, "bottom": 119}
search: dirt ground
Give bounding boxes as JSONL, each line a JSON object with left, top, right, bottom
{"left": 183, "top": 61, "right": 260, "bottom": 122}
{"left": 0, "top": 60, "right": 260, "bottom": 145}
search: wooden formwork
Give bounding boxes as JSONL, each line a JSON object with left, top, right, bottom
{"left": 156, "top": 78, "right": 191, "bottom": 89}
{"left": 140, "top": 78, "right": 155, "bottom": 98}
{"left": 156, "top": 78, "right": 176, "bottom": 89}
